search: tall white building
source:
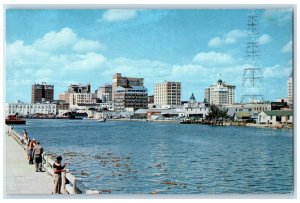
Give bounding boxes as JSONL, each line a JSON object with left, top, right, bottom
{"left": 154, "top": 81, "right": 181, "bottom": 107}
{"left": 287, "top": 74, "right": 293, "bottom": 105}
{"left": 205, "top": 79, "right": 235, "bottom": 105}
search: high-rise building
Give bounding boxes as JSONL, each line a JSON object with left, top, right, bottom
{"left": 154, "top": 81, "right": 181, "bottom": 106}
{"left": 31, "top": 82, "right": 54, "bottom": 104}
{"left": 114, "top": 86, "right": 148, "bottom": 111}
{"left": 287, "top": 73, "right": 293, "bottom": 105}
{"left": 205, "top": 79, "right": 235, "bottom": 105}
{"left": 112, "top": 73, "right": 144, "bottom": 101}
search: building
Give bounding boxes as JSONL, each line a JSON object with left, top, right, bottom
{"left": 69, "top": 93, "right": 95, "bottom": 108}
{"left": 258, "top": 110, "right": 293, "bottom": 125}
{"left": 59, "top": 92, "right": 71, "bottom": 104}
{"left": 204, "top": 79, "right": 235, "bottom": 105}
{"left": 154, "top": 81, "right": 181, "bottom": 107}
{"left": 112, "top": 73, "right": 144, "bottom": 101}
{"left": 114, "top": 86, "right": 148, "bottom": 111}
{"left": 59, "top": 83, "right": 91, "bottom": 104}
{"left": 68, "top": 83, "right": 91, "bottom": 93}
{"left": 148, "top": 95, "right": 154, "bottom": 104}
{"left": 287, "top": 74, "right": 293, "bottom": 105}
{"left": 180, "top": 93, "right": 209, "bottom": 119}
{"left": 96, "top": 84, "right": 112, "bottom": 102}
{"left": 225, "top": 103, "right": 270, "bottom": 121}
{"left": 7, "top": 101, "right": 56, "bottom": 116}
{"left": 31, "top": 82, "right": 54, "bottom": 104}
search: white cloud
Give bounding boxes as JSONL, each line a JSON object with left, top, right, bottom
{"left": 73, "top": 39, "right": 104, "bottom": 53}
{"left": 6, "top": 40, "right": 49, "bottom": 66}
{"left": 208, "top": 29, "right": 246, "bottom": 47}
{"left": 281, "top": 40, "right": 292, "bottom": 53}
{"left": 263, "top": 64, "right": 291, "bottom": 78}
{"left": 208, "top": 37, "right": 222, "bottom": 47}
{"left": 33, "top": 27, "right": 77, "bottom": 51}
{"left": 262, "top": 9, "right": 293, "bottom": 26}
{"left": 101, "top": 9, "right": 138, "bottom": 22}
{"left": 64, "top": 52, "right": 107, "bottom": 71}
{"left": 193, "top": 51, "right": 235, "bottom": 65}
{"left": 258, "top": 34, "right": 272, "bottom": 45}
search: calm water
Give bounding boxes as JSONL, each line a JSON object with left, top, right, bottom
{"left": 13, "top": 119, "right": 293, "bottom": 194}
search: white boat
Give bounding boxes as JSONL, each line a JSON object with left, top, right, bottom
{"left": 98, "top": 118, "right": 106, "bottom": 122}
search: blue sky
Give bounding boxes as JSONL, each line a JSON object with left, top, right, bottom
{"left": 5, "top": 8, "right": 293, "bottom": 103}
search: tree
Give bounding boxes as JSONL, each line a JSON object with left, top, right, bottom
{"left": 207, "top": 104, "right": 228, "bottom": 125}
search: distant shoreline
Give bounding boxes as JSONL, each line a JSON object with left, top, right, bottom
{"left": 23, "top": 118, "right": 293, "bottom": 129}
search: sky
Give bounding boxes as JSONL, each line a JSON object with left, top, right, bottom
{"left": 5, "top": 8, "right": 293, "bottom": 103}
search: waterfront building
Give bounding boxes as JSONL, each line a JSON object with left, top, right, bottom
{"left": 134, "top": 108, "right": 180, "bottom": 120}
{"left": 112, "top": 73, "right": 144, "bottom": 101}
{"left": 7, "top": 101, "right": 56, "bottom": 116}
{"left": 99, "top": 102, "right": 114, "bottom": 111}
{"left": 287, "top": 74, "right": 293, "bottom": 105}
{"left": 180, "top": 93, "right": 209, "bottom": 119}
{"left": 258, "top": 110, "right": 293, "bottom": 125}
{"left": 154, "top": 81, "right": 181, "bottom": 107}
{"left": 114, "top": 86, "right": 148, "bottom": 111}
{"left": 69, "top": 93, "right": 95, "bottom": 108}
{"left": 204, "top": 79, "right": 235, "bottom": 105}
{"left": 96, "top": 84, "right": 112, "bottom": 102}
{"left": 31, "top": 82, "right": 54, "bottom": 104}
{"left": 225, "top": 103, "right": 270, "bottom": 121}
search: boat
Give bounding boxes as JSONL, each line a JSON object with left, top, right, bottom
{"left": 98, "top": 118, "right": 106, "bottom": 122}
{"left": 5, "top": 115, "right": 26, "bottom": 125}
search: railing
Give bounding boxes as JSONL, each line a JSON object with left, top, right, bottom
{"left": 7, "top": 127, "right": 99, "bottom": 194}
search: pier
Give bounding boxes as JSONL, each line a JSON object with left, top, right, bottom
{"left": 4, "top": 130, "right": 53, "bottom": 195}
{"left": 4, "top": 126, "right": 96, "bottom": 196}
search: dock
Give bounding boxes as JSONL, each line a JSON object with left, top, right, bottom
{"left": 4, "top": 126, "right": 96, "bottom": 196}
{"left": 4, "top": 131, "right": 53, "bottom": 195}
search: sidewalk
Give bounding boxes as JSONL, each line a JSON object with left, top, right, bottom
{"left": 4, "top": 133, "right": 54, "bottom": 195}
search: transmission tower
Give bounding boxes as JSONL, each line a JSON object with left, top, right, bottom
{"left": 240, "top": 10, "right": 264, "bottom": 104}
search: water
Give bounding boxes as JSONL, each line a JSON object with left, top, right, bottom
{"left": 13, "top": 119, "right": 294, "bottom": 194}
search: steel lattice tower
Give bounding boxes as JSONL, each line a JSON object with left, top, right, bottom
{"left": 240, "top": 10, "right": 264, "bottom": 103}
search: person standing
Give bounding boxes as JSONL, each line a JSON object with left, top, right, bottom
{"left": 53, "top": 156, "right": 67, "bottom": 194}
{"left": 29, "top": 139, "right": 36, "bottom": 165}
{"left": 33, "top": 141, "right": 43, "bottom": 172}
{"left": 22, "top": 129, "right": 28, "bottom": 145}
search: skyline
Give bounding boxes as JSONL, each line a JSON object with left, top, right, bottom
{"left": 5, "top": 8, "right": 293, "bottom": 103}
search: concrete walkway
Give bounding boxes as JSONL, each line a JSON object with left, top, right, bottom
{"left": 4, "top": 133, "right": 54, "bottom": 196}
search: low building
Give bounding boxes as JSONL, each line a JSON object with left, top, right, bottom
{"left": 134, "top": 109, "right": 180, "bottom": 120}
{"left": 99, "top": 102, "right": 114, "bottom": 111}
{"left": 234, "top": 112, "right": 251, "bottom": 122}
{"left": 257, "top": 110, "right": 293, "bottom": 125}
{"left": 225, "top": 103, "right": 270, "bottom": 120}
{"left": 7, "top": 101, "right": 57, "bottom": 116}
{"left": 180, "top": 93, "right": 209, "bottom": 119}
